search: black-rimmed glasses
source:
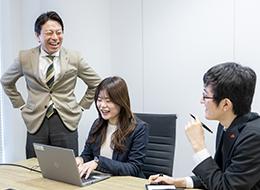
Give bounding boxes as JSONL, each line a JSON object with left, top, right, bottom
{"left": 202, "top": 93, "right": 214, "bottom": 101}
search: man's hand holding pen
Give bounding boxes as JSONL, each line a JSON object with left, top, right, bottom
{"left": 185, "top": 115, "right": 207, "bottom": 153}
{"left": 190, "top": 114, "right": 213, "bottom": 133}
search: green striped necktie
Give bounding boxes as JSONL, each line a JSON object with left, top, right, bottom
{"left": 46, "top": 55, "right": 55, "bottom": 118}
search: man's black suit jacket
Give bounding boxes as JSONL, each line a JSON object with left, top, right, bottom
{"left": 192, "top": 112, "right": 260, "bottom": 190}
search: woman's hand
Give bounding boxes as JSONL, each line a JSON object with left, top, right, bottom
{"left": 77, "top": 160, "right": 98, "bottom": 179}
{"left": 75, "top": 156, "right": 84, "bottom": 166}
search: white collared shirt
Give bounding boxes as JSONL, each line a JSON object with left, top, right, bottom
{"left": 39, "top": 47, "right": 61, "bottom": 83}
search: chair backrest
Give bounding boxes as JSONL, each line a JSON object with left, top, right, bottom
{"left": 135, "top": 113, "right": 177, "bottom": 179}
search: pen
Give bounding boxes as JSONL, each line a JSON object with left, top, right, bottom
{"left": 190, "top": 113, "right": 213, "bottom": 133}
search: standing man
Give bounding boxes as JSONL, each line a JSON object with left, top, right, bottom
{"left": 149, "top": 62, "right": 260, "bottom": 189}
{"left": 1, "top": 11, "right": 101, "bottom": 158}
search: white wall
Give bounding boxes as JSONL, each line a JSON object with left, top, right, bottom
{"left": 1, "top": 0, "right": 260, "bottom": 178}
{"left": 0, "top": 0, "right": 3, "bottom": 162}
{"left": 111, "top": 0, "right": 144, "bottom": 111}
{"left": 142, "top": 0, "right": 234, "bottom": 177}
{"left": 1, "top": 0, "right": 27, "bottom": 162}
{"left": 111, "top": 0, "right": 260, "bottom": 177}
{"left": 235, "top": 0, "right": 260, "bottom": 112}
{"left": 110, "top": 0, "right": 231, "bottom": 176}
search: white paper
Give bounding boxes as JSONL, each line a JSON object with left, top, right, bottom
{"left": 146, "top": 184, "right": 176, "bottom": 190}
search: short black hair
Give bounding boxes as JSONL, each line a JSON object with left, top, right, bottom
{"left": 203, "top": 62, "right": 256, "bottom": 116}
{"left": 34, "top": 11, "right": 64, "bottom": 35}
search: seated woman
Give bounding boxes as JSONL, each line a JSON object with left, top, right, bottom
{"left": 76, "top": 76, "right": 149, "bottom": 179}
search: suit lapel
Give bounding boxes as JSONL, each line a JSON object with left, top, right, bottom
{"left": 214, "top": 122, "right": 239, "bottom": 170}
{"left": 31, "top": 47, "right": 47, "bottom": 87}
{"left": 112, "top": 150, "right": 119, "bottom": 160}
{"left": 214, "top": 113, "right": 259, "bottom": 170}
{"left": 222, "top": 128, "right": 239, "bottom": 169}
{"left": 222, "top": 113, "right": 252, "bottom": 169}
{"left": 54, "top": 47, "right": 68, "bottom": 86}
{"left": 214, "top": 125, "right": 224, "bottom": 169}
{"left": 215, "top": 124, "right": 224, "bottom": 150}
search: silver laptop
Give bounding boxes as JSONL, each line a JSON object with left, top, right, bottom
{"left": 33, "top": 143, "right": 111, "bottom": 186}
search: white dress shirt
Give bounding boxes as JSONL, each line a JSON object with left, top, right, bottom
{"left": 39, "top": 47, "right": 60, "bottom": 83}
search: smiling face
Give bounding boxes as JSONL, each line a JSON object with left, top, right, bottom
{"left": 201, "top": 85, "right": 237, "bottom": 128}
{"left": 201, "top": 86, "right": 219, "bottom": 120}
{"left": 96, "top": 90, "right": 121, "bottom": 125}
{"left": 36, "top": 20, "right": 63, "bottom": 54}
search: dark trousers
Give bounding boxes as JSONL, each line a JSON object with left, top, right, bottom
{"left": 26, "top": 110, "right": 78, "bottom": 158}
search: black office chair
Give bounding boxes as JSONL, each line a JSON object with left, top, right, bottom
{"left": 135, "top": 113, "right": 177, "bottom": 179}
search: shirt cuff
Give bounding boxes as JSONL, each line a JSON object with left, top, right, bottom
{"left": 185, "top": 176, "right": 194, "bottom": 188}
{"left": 193, "top": 148, "right": 211, "bottom": 165}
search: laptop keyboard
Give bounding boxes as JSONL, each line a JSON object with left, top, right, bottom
{"left": 81, "top": 173, "right": 101, "bottom": 183}
{"left": 81, "top": 176, "right": 95, "bottom": 183}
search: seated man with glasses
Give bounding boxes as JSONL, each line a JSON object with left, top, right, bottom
{"left": 149, "top": 62, "right": 260, "bottom": 189}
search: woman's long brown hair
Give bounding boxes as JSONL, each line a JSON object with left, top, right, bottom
{"left": 88, "top": 76, "right": 136, "bottom": 152}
